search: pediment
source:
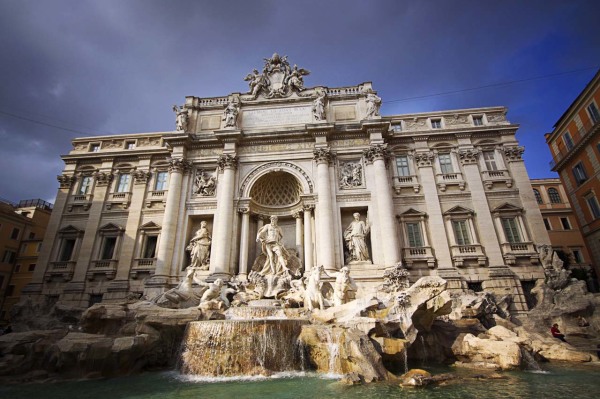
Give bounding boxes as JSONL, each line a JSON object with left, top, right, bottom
{"left": 99, "top": 223, "right": 124, "bottom": 232}
{"left": 140, "top": 221, "right": 161, "bottom": 230}
{"left": 492, "top": 202, "right": 522, "bottom": 212}
{"left": 398, "top": 208, "right": 427, "bottom": 217}
{"left": 58, "top": 225, "right": 83, "bottom": 234}
{"left": 444, "top": 206, "right": 474, "bottom": 216}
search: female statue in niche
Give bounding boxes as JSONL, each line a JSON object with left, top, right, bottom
{"left": 187, "top": 221, "right": 212, "bottom": 270}
{"left": 344, "top": 212, "right": 371, "bottom": 263}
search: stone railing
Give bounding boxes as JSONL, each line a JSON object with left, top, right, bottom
{"left": 436, "top": 172, "right": 465, "bottom": 191}
{"left": 481, "top": 170, "right": 512, "bottom": 189}
{"left": 130, "top": 258, "right": 156, "bottom": 279}
{"left": 393, "top": 175, "right": 420, "bottom": 194}
{"left": 88, "top": 260, "right": 117, "bottom": 280}
{"left": 402, "top": 246, "right": 435, "bottom": 268}
{"left": 146, "top": 190, "right": 167, "bottom": 208}
{"left": 198, "top": 97, "right": 229, "bottom": 108}
{"left": 106, "top": 192, "right": 131, "bottom": 209}
{"left": 45, "top": 261, "right": 76, "bottom": 282}
{"left": 450, "top": 244, "right": 487, "bottom": 267}
{"left": 327, "top": 86, "right": 362, "bottom": 96}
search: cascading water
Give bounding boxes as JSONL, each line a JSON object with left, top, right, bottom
{"left": 178, "top": 306, "right": 308, "bottom": 377}
{"left": 520, "top": 347, "right": 544, "bottom": 372}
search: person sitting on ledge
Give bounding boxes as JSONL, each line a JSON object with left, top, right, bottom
{"left": 551, "top": 323, "right": 567, "bottom": 342}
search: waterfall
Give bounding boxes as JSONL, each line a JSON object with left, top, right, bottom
{"left": 179, "top": 319, "right": 308, "bottom": 377}
{"left": 520, "top": 347, "right": 544, "bottom": 372}
{"left": 419, "top": 335, "right": 428, "bottom": 367}
{"left": 321, "top": 327, "right": 341, "bottom": 375}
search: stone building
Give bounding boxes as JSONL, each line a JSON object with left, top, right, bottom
{"left": 23, "top": 55, "right": 549, "bottom": 313}
{"left": 546, "top": 70, "right": 600, "bottom": 280}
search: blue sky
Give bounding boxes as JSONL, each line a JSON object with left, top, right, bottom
{"left": 0, "top": 0, "right": 599, "bottom": 203}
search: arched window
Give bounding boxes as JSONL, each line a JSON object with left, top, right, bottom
{"left": 548, "top": 188, "right": 561, "bottom": 204}
{"left": 533, "top": 189, "right": 543, "bottom": 204}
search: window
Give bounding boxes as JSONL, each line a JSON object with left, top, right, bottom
{"left": 405, "top": 223, "right": 424, "bottom": 247}
{"left": 548, "top": 188, "right": 561, "bottom": 203}
{"left": 116, "top": 174, "right": 131, "bottom": 193}
{"left": 452, "top": 220, "right": 471, "bottom": 245}
{"left": 431, "top": 119, "right": 442, "bottom": 129}
{"left": 154, "top": 171, "right": 168, "bottom": 191}
{"left": 78, "top": 176, "right": 93, "bottom": 195}
{"left": 2, "top": 250, "right": 16, "bottom": 264}
{"left": 58, "top": 238, "right": 76, "bottom": 261}
{"left": 392, "top": 123, "right": 402, "bottom": 133}
{"left": 28, "top": 264, "right": 36, "bottom": 272}
{"left": 563, "top": 132, "right": 574, "bottom": 150}
{"left": 396, "top": 156, "right": 410, "bottom": 177}
{"left": 37, "top": 242, "right": 42, "bottom": 252}
{"left": 560, "top": 217, "right": 571, "bottom": 230}
{"left": 10, "top": 228, "right": 20, "bottom": 240}
{"left": 6, "top": 285, "right": 15, "bottom": 296}
{"left": 100, "top": 237, "right": 117, "bottom": 260}
{"left": 20, "top": 244, "right": 27, "bottom": 254}
{"left": 438, "top": 153, "right": 453, "bottom": 174}
{"left": 473, "top": 116, "right": 483, "bottom": 126}
{"left": 482, "top": 151, "right": 498, "bottom": 171}
{"left": 143, "top": 235, "right": 158, "bottom": 259}
{"left": 543, "top": 218, "right": 552, "bottom": 230}
{"left": 588, "top": 102, "right": 600, "bottom": 124}
{"left": 89, "top": 143, "right": 100, "bottom": 152}
{"left": 585, "top": 193, "right": 600, "bottom": 219}
{"left": 28, "top": 232, "right": 35, "bottom": 239}
{"left": 89, "top": 294, "right": 103, "bottom": 307}
{"left": 15, "top": 264, "right": 21, "bottom": 272}
{"left": 501, "top": 217, "right": 522, "bottom": 243}
{"left": 125, "top": 141, "right": 136, "bottom": 150}
{"left": 572, "top": 162, "right": 588, "bottom": 185}
{"left": 533, "top": 189, "right": 543, "bottom": 204}
{"left": 572, "top": 250, "right": 584, "bottom": 264}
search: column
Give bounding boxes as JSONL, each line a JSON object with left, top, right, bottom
{"left": 209, "top": 154, "right": 238, "bottom": 280}
{"left": 313, "top": 148, "right": 336, "bottom": 271}
{"left": 303, "top": 205, "right": 314, "bottom": 271}
{"left": 364, "top": 145, "right": 400, "bottom": 266}
{"left": 458, "top": 148, "right": 504, "bottom": 265}
{"left": 237, "top": 208, "right": 250, "bottom": 280}
{"left": 414, "top": 150, "right": 454, "bottom": 269}
{"left": 293, "top": 211, "right": 303, "bottom": 261}
{"left": 152, "top": 157, "right": 189, "bottom": 284}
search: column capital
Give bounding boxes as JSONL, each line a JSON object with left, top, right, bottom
{"left": 313, "top": 147, "right": 332, "bottom": 165}
{"left": 93, "top": 171, "right": 114, "bottom": 186}
{"left": 133, "top": 170, "right": 151, "bottom": 184}
{"left": 414, "top": 151, "right": 435, "bottom": 168}
{"left": 57, "top": 174, "right": 76, "bottom": 189}
{"left": 292, "top": 210, "right": 302, "bottom": 219}
{"left": 238, "top": 207, "right": 250, "bottom": 214}
{"left": 503, "top": 146, "right": 525, "bottom": 162}
{"left": 302, "top": 204, "right": 315, "bottom": 212}
{"left": 168, "top": 157, "right": 192, "bottom": 173}
{"left": 458, "top": 148, "right": 480, "bottom": 166}
{"left": 217, "top": 154, "right": 238, "bottom": 171}
{"left": 363, "top": 144, "right": 390, "bottom": 165}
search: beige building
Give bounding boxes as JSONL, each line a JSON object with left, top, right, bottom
{"left": 23, "top": 55, "right": 549, "bottom": 313}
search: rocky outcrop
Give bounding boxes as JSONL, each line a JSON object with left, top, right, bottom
{"left": 451, "top": 332, "right": 522, "bottom": 370}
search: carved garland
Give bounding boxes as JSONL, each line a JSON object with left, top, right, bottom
{"left": 458, "top": 149, "right": 480, "bottom": 165}
{"left": 414, "top": 152, "right": 435, "bottom": 168}
{"left": 168, "top": 158, "right": 192, "bottom": 173}
{"left": 239, "top": 161, "right": 314, "bottom": 196}
{"left": 313, "top": 148, "right": 332, "bottom": 165}
{"left": 93, "top": 172, "right": 114, "bottom": 186}
{"left": 132, "top": 170, "right": 151, "bottom": 184}
{"left": 362, "top": 145, "right": 390, "bottom": 165}
{"left": 57, "top": 174, "right": 76, "bottom": 189}
{"left": 503, "top": 146, "right": 525, "bottom": 162}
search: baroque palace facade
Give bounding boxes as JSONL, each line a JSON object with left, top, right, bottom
{"left": 23, "top": 55, "right": 549, "bottom": 313}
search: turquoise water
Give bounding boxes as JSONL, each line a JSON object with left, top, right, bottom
{"left": 2, "top": 365, "right": 600, "bottom": 399}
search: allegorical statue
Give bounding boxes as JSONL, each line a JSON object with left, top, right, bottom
{"left": 344, "top": 212, "right": 371, "bottom": 263}
{"left": 332, "top": 266, "right": 357, "bottom": 307}
{"left": 223, "top": 99, "right": 240, "bottom": 128}
{"left": 244, "top": 69, "right": 269, "bottom": 98}
{"left": 312, "top": 89, "right": 326, "bottom": 121}
{"left": 172, "top": 104, "right": 189, "bottom": 132}
{"left": 186, "top": 221, "right": 211, "bottom": 270}
{"left": 364, "top": 90, "right": 382, "bottom": 119}
{"left": 286, "top": 64, "right": 310, "bottom": 92}
{"left": 256, "top": 215, "right": 290, "bottom": 276}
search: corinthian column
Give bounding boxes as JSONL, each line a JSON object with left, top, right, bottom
{"left": 364, "top": 145, "right": 400, "bottom": 266}
{"left": 303, "top": 205, "right": 314, "bottom": 271}
{"left": 237, "top": 207, "right": 250, "bottom": 280}
{"left": 313, "top": 148, "right": 336, "bottom": 271}
{"left": 209, "top": 154, "right": 238, "bottom": 280}
{"left": 153, "top": 158, "right": 190, "bottom": 284}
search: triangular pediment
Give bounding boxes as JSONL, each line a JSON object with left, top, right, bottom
{"left": 58, "top": 225, "right": 83, "bottom": 234}
{"left": 444, "top": 206, "right": 474, "bottom": 216}
{"left": 99, "top": 223, "right": 123, "bottom": 232}
{"left": 400, "top": 208, "right": 427, "bottom": 217}
{"left": 140, "top": 221, "right": 161, "bottom": 230}
{"left": 492, "top": 203, "right": 522, "bottom": 212}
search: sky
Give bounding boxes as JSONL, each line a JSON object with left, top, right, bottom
{"left": 0, "top": 0, "right": 599, "bottom": 204}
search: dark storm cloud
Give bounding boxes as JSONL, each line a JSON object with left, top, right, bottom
{"left": 0, "top": 0, "right": 599, "bottom": 203}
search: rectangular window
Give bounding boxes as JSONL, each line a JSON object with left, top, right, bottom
{"left": 2, "top": 250, "right": 16, "bottom": 264}
{"left": 101, "top": 237, "right": 117, "bottom": 260}
{"left": 116, "top": 174, "right": 131, "bottom": 193}
{"left": 501, "top": 217, "right": 522, "bottom": 243}
{"left": 572, "top": 162, "right": 588, "bottom": 185}
{"left": 452, "top": 220, "right": 471, "bottom": 245}
{"left": 473, "top": 116, "right": 483, "bottom": 126}
{"left": 37, "top": 242, "right": 42, "bottom": 252}
{"left": 143, "top": 236, "right": 158, "bottom": 259}
{"left": 438, "top": 153, "right": 453, "bottom": 174}
{"left": 482, "top": 151, "right": 498, "bottom": 171}
{"left": 560, "top": 217, "right": 571, "bottom": 230}
{"left": 396, "top": 156, "right": 410, "bottom": 177}
{"left": 6, "top": 285, "right": 15, "bottom": 296}
{"left": 431, "top": 119, "right": 442, "bottom": 129}
{"left": 59, "top": 238, "right": 76, "bottom": 262}
{"left": 28, "top": 232, "right": 35, "bottom": 239}
{"left": 392, "top": 123, "right": 402, "bottom": 133}
{"left": 563, "top": 132, "right": 574, "bottom": 150}
{"left": 28, "top": 264, "right": 36, "bottom": 272}
{"left": 586, "top": 194, "right": 600, "bottom": 219}
{"left": 20, "top": 244, "right": 27, "bottom": 254}
{"left": 588, "top": 102, "right": 600, "bottom": 124}
{"left": 125, "top": 141, "right": 136, "bottom": 149}
{"left": 89, "top": 143, "right": 100, "bottom": 152}
{"left": 405, "top": 223, "right": 424, "bottom": 247}
{"left": 572, "top": 250, "right": 584, "bottom": 264}
{"left": 78, "top": 176, "right": 93, "bottom": 195}
{"left": 10, "top": 228, "right": 20, "bottom": 240}
{"left": 154, "top": 171, "right": 168, "bottom": 191}
{"left": 543, "top": 218, "right": 552, "bottom": 230}
{"left": 15, "top": 264, "right": 21, "bottom": 273}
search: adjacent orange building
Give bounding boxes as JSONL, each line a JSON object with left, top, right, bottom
{"left": 546, "top": 70, "right": 600, "bottom": 283}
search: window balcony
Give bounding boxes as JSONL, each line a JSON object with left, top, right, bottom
{"left": 130, "top": 258, "right": 156, "bottom": 279}
{"left": 67, "top": 194, "right": 93, "bottom": 212}
{"left": 402, "top": 246, "right": 436, "bottom": 268}
{"left": 393, "top": 175, "right": 420, "bottom": 194}
{"left": 450, "top": 244, "right": 487, "bottom": 267}
{"left": 146, "top": 190, "right": 167, "bottom": 208}
{"left": 106, "top": 192, "right": 131, "bottom": 210}
{"left": 45, "top": 261, "right": 76, "bottom": 282}
{"left": 481, "top": 170, "right": 513, "bottom": 189}
{"left": 500, "top": 242, "right": 538, "bottom": 265}
{"left": 87, "top": 259, "right": 118, "bottom": 280}
{"left": 435, "top": 172, "right": 465, "bottom": 191}
{"left": 550, "top": 119, "right": 600, "bottom": 171}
